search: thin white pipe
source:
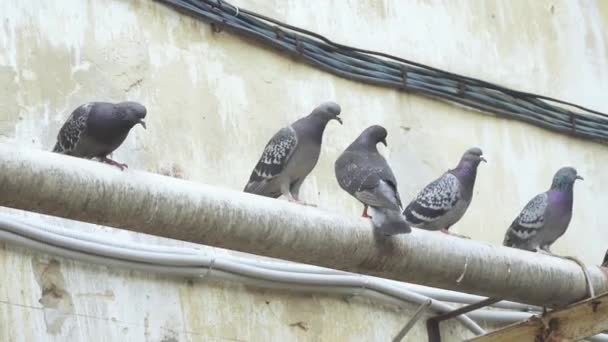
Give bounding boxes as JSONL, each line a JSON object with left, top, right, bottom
{"left": 2, "top": 214, "right": 607, "bottom": 340}
{"left": 13, "top": 215, "right": 200, "bottom": 256}
{"left": 8, "top": 213, "right": 539, "bottom": 311}
{"left": 0, "top": 221, "right": 485, "bottom": 335}
{"left": 397, "top": 283, "right": 539, "bottom": 312}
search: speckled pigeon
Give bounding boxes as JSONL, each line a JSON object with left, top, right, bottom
{"left": 52, "top": 102, "right": 147, "bottom": 170}
{"left": 403, "top": 147, "right": 486, "bottom": 237}
{"left": 244, "top": 102, "right": 342, "bottom": 205}
{"left": 503, "top": 167, "right": 583, "bottom": 252}
{"left": 335, "top": 125, "right": 410, "bottom": 236}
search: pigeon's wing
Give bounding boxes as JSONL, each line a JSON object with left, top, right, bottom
{"left": 53, "top": 103, "right": 93, "bottom": 154}
{"left": 504, "top": 192, "right": 548, "bottom": 245}
{"left": 355, "top": 176, "right": 402, "bottom": 211}
{"left": 353, "top": 154, "right": 402, "bottom": 211}
{"left": 373, "top": 156, "right": 402, "bottom": 208}
{"left": 245, "top": 126, "right": 297, "bottom": 187}
{"left": 404, "top": 173, "right": 461, "bottom": 225}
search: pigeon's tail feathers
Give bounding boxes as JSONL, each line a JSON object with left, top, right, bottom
{"left": 243, "top": 179, "right": 281, "bottom": 198}
{"left": 502, "top": 231, "right": 515, "bottom": 247}
{"left": 355, "top": 180, "right": 402, "bottom": 211}
{"left": 244, "top": 180, "right": 264, "bottom": 195}
{"left": 370, "top": 207, "right": 411, "bottom": 236}
{"left": 503, "top": 225, "right": 538, "bottom": 251}
{"left": 502, "top": 226, "right": 524, "bottom": 248}
{"left": 52, "top": 142, "right": 64, "bottom": 153}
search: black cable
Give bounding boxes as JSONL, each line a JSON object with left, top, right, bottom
{"left": 156, "top": 0, "right": 608, "bottom": 143}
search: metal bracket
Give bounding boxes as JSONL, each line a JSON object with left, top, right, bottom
{"left": 200, "top": 258, "right": 216, "bottom": 280}
{"left": 457, "top": 81, "right": 467, "bottom": 96}
{"left": 426, "top": 297, "right": 501, "bottom": 342}
{"left": 400, "top": 65, "right": 408, "bottom": 90}
{"left": 393, "top": 299, "right": 432, "bottom": 342}
{"left": 273, "top": 26, "right": 284, "bottom": 40}
{"left": 569, "top": 111, "right": 577, "bottom": 133}
{"left": 294, "top": 35, "right": 305, "bottom": 55}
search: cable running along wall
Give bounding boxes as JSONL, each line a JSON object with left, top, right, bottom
{"left": 157, "top": 0, "right": 608, "bottom": 142}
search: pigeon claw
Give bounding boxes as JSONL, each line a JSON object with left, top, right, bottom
{"left": 362, "top": 205, "right": 372, "bottom": 218}
{"left": 440, "top": 228, "right": 470, "bottom": 239}
{"left": 287, "top": 198, "right": 316, "bottom": 207}
{"left": 100, "top": 157, "right": 128, "bottom": 171}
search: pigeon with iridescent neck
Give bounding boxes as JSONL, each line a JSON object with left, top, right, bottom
{"left": 335, "top": 125, "right": 410, "bottom": 236}
{"left": 504, "top": 167, "right": 583, "bottom": 252}
{"left": 52, "top": 101, "right": 147, "bottom": 170}
{"left": 244, "top": 102, "right": 342, "bottom": 205}
{"left": 403, "top": 147, "right": 486, "bottom": 237}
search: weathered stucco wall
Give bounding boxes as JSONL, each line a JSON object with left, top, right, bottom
{"left": 1, "top": 0, "right": 607, "bottom": 341}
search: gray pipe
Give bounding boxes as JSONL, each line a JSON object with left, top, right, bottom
{"left": 0, "top": 144, "right": 605, "bottom": 307}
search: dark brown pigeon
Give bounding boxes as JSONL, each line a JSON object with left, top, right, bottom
{"left": 53, "top": 101, "right": 147, "bottom": 170}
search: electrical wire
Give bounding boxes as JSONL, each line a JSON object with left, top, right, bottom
{"left": 155, "top": 0, "right": 608, "bottom": 143}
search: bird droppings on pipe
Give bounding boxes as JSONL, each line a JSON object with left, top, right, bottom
{"left": 158, "top": 162, "right": 185, "bottom": 179}
{"left": 457, "top": 256, "right": 469, "bottom": 284}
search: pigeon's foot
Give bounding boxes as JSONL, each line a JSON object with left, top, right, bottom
{"left": 440, "top": 228, "right": 470, "bottom": 239}
{"left": 361, "top": 205, "right": 372, "bottom": 218}
{"left": 100, "top": 157, "right": 128, "bottom": 171}
{"left": 287, "top": 198, "right": 317, "bottom": 207}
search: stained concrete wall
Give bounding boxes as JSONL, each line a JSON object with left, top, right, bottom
{"left": 0, "top": 0, "right": 607, "bottom": 341}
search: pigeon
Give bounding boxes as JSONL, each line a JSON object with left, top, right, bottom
{"left": 53, "top": 101, "right": 147, "bottom": 170}
{"left": 335, "top": 125, "right": 410, "bottom": 236}
{"left": 503, "top": 167, "right": 583, "bottom": 252}
{"left": 403, "top": 147, "right": 486, "bottom": 237}
{"left": 244, "top": 101, "right": 342, "bottom": 205}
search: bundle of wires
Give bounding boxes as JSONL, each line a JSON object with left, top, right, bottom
{"left": 157, "top": 0, "right": 608, "bottom": 142}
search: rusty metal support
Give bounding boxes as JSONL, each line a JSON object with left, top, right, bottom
{"left": 393, "top": 299, "right": 433, "bottom": 342}
{"left": 467, "top": 292, "right": 608, "bottom": 342}
{"left": 427, "top": 298, "right": 501, "bottom": 342}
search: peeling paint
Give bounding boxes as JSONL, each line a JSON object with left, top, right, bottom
{"left": 31, "top": 258, "right": 74, "bottom": 335}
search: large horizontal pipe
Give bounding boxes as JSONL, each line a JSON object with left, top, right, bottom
{"left": 0, "top": 143, "right": 605, "bottom": 306}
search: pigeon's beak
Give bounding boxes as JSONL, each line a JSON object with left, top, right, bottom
{"left": 138, "top": 119, "right": 147, "bottom": 129}
{"left": 334, "top": 116, "right": 343, "bottom": 125}
{"left": 576, "top": 175, "right": 584, "bottom": 181}
{"left": 480, "top": 156, "right": 487, "bottom": 163}
{"left": 380, "top": 138, "right": 387, "bottom": 147}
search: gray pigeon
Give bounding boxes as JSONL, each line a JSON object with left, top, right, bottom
{"left": 53, "top": 101, "right": 147, "bottom": 170}
{"left": 403, "top": 147, "right": 486, "bottom": 237}
{"left": 335, "top": 125, "right": 410, "bottom": 236}
{"left": 503, "top": 167, "right": 583, "bottom": 252}
{"left": 244, "top": 102, "right": 342, "bottom": 204}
